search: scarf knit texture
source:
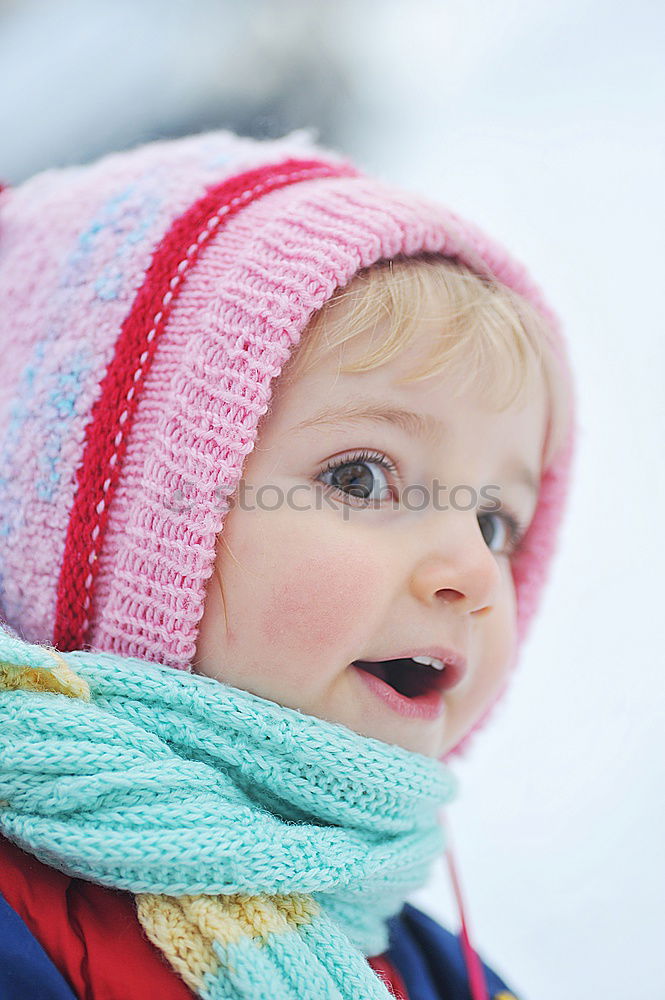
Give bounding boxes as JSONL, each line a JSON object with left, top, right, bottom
{"left": 0, "top": 620, "right": 458, "bottom": 999}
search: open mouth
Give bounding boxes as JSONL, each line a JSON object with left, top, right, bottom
{"left": 352, "top": 658, "right": 444, "bottom": 699}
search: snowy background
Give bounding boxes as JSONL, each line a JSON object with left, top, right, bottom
{"left": 2, "top": 1, "right": 663, "bottom": 997}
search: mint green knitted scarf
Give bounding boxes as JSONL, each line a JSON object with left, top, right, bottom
{"left": 0, "top": 622, "right": 458, "bottom": 999}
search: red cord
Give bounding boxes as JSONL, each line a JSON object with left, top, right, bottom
{"left": 441, "top": 810, "right": 490, "bottom": 1000}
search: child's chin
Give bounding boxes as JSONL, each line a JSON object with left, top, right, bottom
{"left": 397, "top": 733, "right": 447, "bottom": 758}
{"left": 360, "top": 724, "right": 447, "bottom": 759}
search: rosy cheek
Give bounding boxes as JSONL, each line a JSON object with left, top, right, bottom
{"left": 260, "top": 552, "right": 378, "bottom": 653}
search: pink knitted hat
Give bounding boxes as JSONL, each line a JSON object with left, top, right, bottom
{"left": 0, "top": 130, "right": 576, "bottom": 760}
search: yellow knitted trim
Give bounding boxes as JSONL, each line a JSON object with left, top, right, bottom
{"left": 136, "top": 892, "right": 321, "bottom": 991}
{"left": 136, "top": 894, "right": 219, "bottom": 992}
{"left": 0, "top": 647, "right": 90, "bottom": 701}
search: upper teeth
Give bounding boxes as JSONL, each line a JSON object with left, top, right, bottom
{"left": 411, "top": 655, "right": 445, "bottom": 671}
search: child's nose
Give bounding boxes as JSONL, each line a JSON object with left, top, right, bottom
{"left": 408, "top": 513, "right": 502, "bottom": 615}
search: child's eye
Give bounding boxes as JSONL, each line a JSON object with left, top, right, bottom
{"left": 317, "top": 449, "right": 399, "bottom": 507}
{"left": 317, "top": 453, "right": 530, "bottom": 554}
{"left": 478, "top": 508, "right": 529, "bottom": 557}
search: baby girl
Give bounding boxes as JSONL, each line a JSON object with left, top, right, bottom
{"left": 0, "top": 131, "right": 575, "bottom": 1000}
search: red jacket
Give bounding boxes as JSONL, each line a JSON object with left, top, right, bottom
{"left": 0, "top": 836, "right": 409, "bottom": 1000}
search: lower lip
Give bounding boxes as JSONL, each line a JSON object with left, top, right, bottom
{"left": 351, "top": 663, "right": 446, "bottom": 720}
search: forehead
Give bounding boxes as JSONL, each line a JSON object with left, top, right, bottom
{"left": 266, "top": 263, "right": 551, "bottom": 464}
{"left": 269, "top": 321, "right": 548, "bottom": 475}
{"left": 284, "top": 287, "right": 544, "bottom": 405}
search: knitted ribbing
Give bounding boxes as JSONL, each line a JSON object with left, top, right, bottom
{"left": 0, "top": 621, "right": 457, "bottom": 998}
{"left": 52, "top": 157, "right": 356, "bottom": 654}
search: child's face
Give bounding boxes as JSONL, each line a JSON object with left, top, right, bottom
{"left": 194, "top": 301, "right": 547, "bottom": 758}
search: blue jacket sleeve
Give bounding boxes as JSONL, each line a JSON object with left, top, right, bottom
{"left": 386, "top": 901, "right": 523, "bottom": 1000}
{"left": 0, "top": 892, "right": 78, "bottom": 1000}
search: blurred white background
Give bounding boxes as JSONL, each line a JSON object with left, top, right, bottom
{"left": 2, "top": 1, "right": 663, "bottom": 997}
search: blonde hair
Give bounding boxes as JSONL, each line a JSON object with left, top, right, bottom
{"left": 284, "top": 254, "right": 571, "bottom": 471}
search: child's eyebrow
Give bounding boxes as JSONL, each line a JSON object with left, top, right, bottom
{"left": 293, "top": 399, "right": 445, "bottom": 446}
{"left": 293, "top": 398, "right": 540, "bottom": 496}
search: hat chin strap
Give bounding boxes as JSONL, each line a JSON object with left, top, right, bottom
{"left": 440, "top": 809, "right": 490, "bottom": 1000}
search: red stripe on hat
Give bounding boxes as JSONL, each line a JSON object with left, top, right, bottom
{"left": 53, "top": 157, "right": 357, "bottom": 652}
